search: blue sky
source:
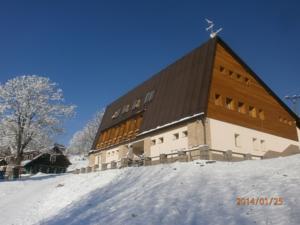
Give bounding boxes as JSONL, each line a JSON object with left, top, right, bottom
{"left": 0, "top": 0, "right": 299, "bottom": 145}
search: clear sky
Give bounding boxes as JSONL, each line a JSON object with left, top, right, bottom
{"left": 0, "top": 0, "right": 299, "bottom": 145}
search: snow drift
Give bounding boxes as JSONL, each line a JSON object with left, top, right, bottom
{"left": 1, "top": 155, "right": 300, "bottom": 225}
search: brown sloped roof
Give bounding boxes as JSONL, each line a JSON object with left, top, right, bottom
{"left": 92, "top": 38, "right": 217, "bottom": 149}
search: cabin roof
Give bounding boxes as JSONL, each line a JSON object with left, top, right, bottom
{"left": 24, "top": 152, "right": 71, "bottom": 167}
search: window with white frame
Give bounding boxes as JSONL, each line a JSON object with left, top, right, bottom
{"left": 151, "top": 139, "right": 156, "bottom": 145}
{"left": 234, "top": 133, "right": 241, "bottom": 147}
{"left": 158, "top": 137, "right": 164, "bottom": 144}
{"left": 182, "top": 131, "right": 188, "bottom": 138}
{"left": 173, "top": 133, "right": 179, "bottom": 140}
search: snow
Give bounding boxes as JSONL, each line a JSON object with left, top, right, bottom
{"left": 67, "top": 154, "right": 89, "bottom": 171}
{"left": 137, "top": 112, "right": 204, "bottom": 137}
{"left": 21, "top": 160, "right": 32, "bottom": 166}
{"left": 1, "top": 155, "right": 300, "bottom": 225}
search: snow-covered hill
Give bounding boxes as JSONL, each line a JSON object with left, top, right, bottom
{"left": 1, "top": 155, "right": 300, "bottom": 225}
{"left": 67, "top": 154, "right": 89, "bottom": 171}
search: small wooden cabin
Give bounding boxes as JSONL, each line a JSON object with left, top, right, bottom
{"left": 23, "top": 145, "right": 71, "bottom": 174}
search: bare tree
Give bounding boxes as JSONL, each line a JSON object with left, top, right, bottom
{"left": 0, "top": 75, "right": 75, "bottom": 164}
{"left": 67, "top": 110, "right": 104, "bottom": 155}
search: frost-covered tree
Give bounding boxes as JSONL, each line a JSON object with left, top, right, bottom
{"left": 0, "top": 75, "right": 75, "bottom": 164}
{"left": 67, "top": 110, "right": 104, "bottom": 155}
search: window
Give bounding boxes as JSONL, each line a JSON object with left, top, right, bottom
{"left": 237, "top": 102, "right": 246, "bottom": 114}
{"left": 249, "top": 106, "right": 256, "bottom": 118}
{"left": 158, "top": 137, "right": 164, "bottom": 144}
{"left": 151, "top": 139, "right": 156, "bottom": 145}
{"left": 260, "top": 140, "right": 265, "bottom": 151}
{"left": 225, "top": 97, "right": 234, "bottom": 110}
{"left": 50, "top": 155, "right": 56, "bottom": 163}
{"left": 112, "top": 108, "right": 121, "bottom": 119}
{"left": 132, "top": 99, "right": 141, "bottom": 110}
{"left": 173, "top": 133, "right": 179, "bottom": 140}
{"left": 182, "top": 131, "right": 188, "bottom": 137}
{"left": 122, "top": 104, "right": 130, "bottom": 114}
{"left": 244, "top": 77, "right": 250, "bottom": 85}
{"left": 234, "top": 134, "right": 241, "bottom": 147}
{"left": 236, "top": 73, "right": 242, "bottom": 80}
{"left": 258, "top": 109, "right": 265, "bottom": 120}
{"left": 219, "top": 66, "right": 225, "bottom": 73}
{"left": 252, "top": 138, "right": 259, "bottom": 150}
{"left": 228, "top": 70, "right": 233, "bottom": 77}
{"left": 214, "top": 94, "right": 222, "bottom": 106}
{"left": 144, "top": 90, "right": 155, "bottom": 104}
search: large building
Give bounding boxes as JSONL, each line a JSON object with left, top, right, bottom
{"left": 89, "top": 37, "right": 300, "bottom": 167}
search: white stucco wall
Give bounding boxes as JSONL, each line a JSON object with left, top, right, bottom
{"left": 150, "top": 126, "right": 188, "bottom": 157}
{"left": 209, "top": 118, "right": 300, "bottom": 155}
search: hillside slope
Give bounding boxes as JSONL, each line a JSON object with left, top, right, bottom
{"left": 1, "top": 155, "right": 300, "bottom": 225}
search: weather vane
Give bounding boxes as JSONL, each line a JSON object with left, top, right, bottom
{"left": 205, "top": 19, "right": 223, "bottom": 38}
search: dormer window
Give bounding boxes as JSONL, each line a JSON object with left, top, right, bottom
{"left": 122, "top": 104, "right": 130, "bottom": 114}
{"left": 132, "top": 99, "right": 141, "bottom": 110}
{"left": 112, "top": 108, "right": 121, "bottom": 119}
{"left": 144, "top": 90, "right": 155, "bottom": 104}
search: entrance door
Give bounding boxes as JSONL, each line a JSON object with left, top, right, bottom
{"left": 96, "top": 155, "right": 102, "bottom": 165}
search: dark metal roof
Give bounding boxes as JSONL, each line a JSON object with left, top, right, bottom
{"left": 92, "top": 38, "right": 217, "bottom": 149}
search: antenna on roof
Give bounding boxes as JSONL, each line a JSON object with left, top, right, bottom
{"left": 205, "top": 18, "right": 222, "bottom": 38}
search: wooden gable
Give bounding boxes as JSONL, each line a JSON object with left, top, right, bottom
{"left": 207, "top": 41, "right": 298, "bottom": 141}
